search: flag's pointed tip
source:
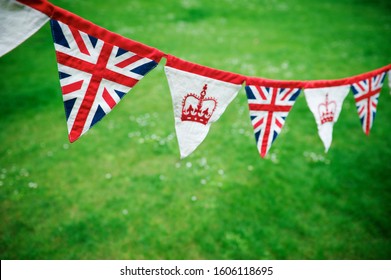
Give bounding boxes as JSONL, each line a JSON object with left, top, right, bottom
{"left": 180, "top": 152, "right": 190, "bottom": 159}
{"left": 323, "top": 142, "right": 331, "bottom": 153}
{"left": 68, "top": 135, "right": 78, "bottom": 143}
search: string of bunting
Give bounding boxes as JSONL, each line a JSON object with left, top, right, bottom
{"left": 1, "top": 0, "right": 391, "bottom": 159}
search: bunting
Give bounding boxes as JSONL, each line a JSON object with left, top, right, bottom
{"left": 1, "top": 0, "right": 390, "bottom": 159}
{"left": 0, "top": 0, "right": 49, "bottom": 57}
{"left": 165, "top": 55, "right": 244, "bottom": 158}
{"left": 304, "top": 85, "right": 350, "bottom": 152}
{"left": 351, "top": 72, "right": 386, "bottom": 135}
{"left": 245, "top": 80, "right": 301, "bottom": 157}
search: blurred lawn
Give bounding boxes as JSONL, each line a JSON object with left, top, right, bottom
{"left": 0, "top": 0, "right": 390, "bottom": 259}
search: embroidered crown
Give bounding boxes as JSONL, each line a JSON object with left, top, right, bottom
{"left": 318, "top": 93, "right": 336, "bottom": 124}
{"left": 181, "top": 84, "right": 217, "bottom": 125}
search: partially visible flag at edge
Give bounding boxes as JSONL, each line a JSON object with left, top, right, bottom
{"left": 0, "top": 0, "right": 49, "bottom": 57}
{"left": 351, "top": 71, "right": 386, "bottom": 135}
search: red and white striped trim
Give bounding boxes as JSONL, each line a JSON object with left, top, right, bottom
{"left": 303, "top": 64, "right": 391, "bottom": 88}
{"left": 246, "top": 64, "right": 391, "bottom": 88}
{"left": 17, "top": 0, "right": 164, "bottom": 62}
{"left": 165, "top": 54, "right": 245, "bottom": 85}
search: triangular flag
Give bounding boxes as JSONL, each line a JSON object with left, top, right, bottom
{"left": 0, "top": 0, "right": 49, "bottom": 57}
{"left": 304, "top": 85, "right": 349, "bottom": 152}
{"left": 245, "top": 82, "right": 301, "bottom": 157}
{"left": 164, "top": 55, "right": 244, "bottom": 158}
{"left": 351, "top": 71, "right": 386, "bottom": 135}
{"left": 50, "top": 16, "right": 163, "bottom": 142}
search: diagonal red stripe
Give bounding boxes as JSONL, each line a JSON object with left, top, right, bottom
{"left": 255, "top": 85, "right": 267, "bottom": 100}
{"left": 358, "top": 105, "right": 365, "bottom": 116}
{"left": 275, "top": 118, "right": 283, "bottom": 129}
{"left": 373, "top": 75, "right": 384, "bottom": 88}
{"left": 280, "top": 88, "right": 294, "bottom": 101}
{"left": 253, "top": 117, "right": 264, "bottom": 130}
{"left": 115, "top": 54, "right": 141, "bottom": 68}
{"left": 356, "top": 81, "right": 366, "bottom": 92}
{"left": 70, "top": 27, "right": 90, "bottom": 56}
{"left": 102, "top": 87, "right": 117, "bottom": 109}
{"left": 61, "top": 80, "right": 83, "bottom": 95}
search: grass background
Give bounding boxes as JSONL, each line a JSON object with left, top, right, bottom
{"left": 1, "top": 0, "right": 390, "bottom": 259}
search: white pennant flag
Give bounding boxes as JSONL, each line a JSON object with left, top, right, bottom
{"left": 165, "top": 55, "right": 244, "bottom": 158}
{"left": 304, "top": 85, "right": 350, "bottom": 152}
{"left": 0, "top": 0, "right": 49, "bottom": 57}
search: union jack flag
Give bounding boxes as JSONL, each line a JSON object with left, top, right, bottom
{"left": 351, "top": 72, "right": 386, "bottom": 135}
{"left": 50, "top": 19, "right": 158, "bottom": 142}
{"left": 246, "top": 85, "right": 300, "bottom": 158}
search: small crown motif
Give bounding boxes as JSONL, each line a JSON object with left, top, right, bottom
{"left": 318, "top": 93, "right": 337, "bottom": 124}
{"left": 181, "top": 84, "right": 217, "bottom": 125}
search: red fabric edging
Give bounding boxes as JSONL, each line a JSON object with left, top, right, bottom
{"left": 165, "top": 54, "right": 245, "bottom": 85}
{"left": 246, "top": 77, "right": 305, "bottom": 88}
{"left": 303, "top": 64, "right": 391, "bottom": 88}
{"left": 246, "top": 64, "right": 391, "bottom": 89}
{"left": 17, "top": 0, "right": 164, "bottom": 62}
{"left": 16, "top": 0, "right": 54, "bottom": 16}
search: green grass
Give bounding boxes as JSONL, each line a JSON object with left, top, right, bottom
{"left": 1, "top": 0, "right": 390, "bottom": 259}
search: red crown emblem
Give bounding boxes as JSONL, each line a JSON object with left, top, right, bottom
{"left": 181, "top": 84, "right": 217, "bottom": 125}
{"left": 318, "top": 93, "right": 337, "bottom": 124}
